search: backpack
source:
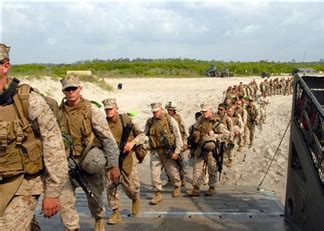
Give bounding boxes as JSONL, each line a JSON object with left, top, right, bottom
{"left": 120, "top": 113, "right": 147, "bottom": 163}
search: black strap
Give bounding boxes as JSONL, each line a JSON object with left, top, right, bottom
{"left": 0, "top": 78, "right": 20, "bottom": 105}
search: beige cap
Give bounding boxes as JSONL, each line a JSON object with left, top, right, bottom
{"left": 102, "top": 98, "right": 117, "bottom": 109}
{"left": 200, "top": 103, "right": 212, "bottom": 112}
{"left": 60, "top": 75, "right": 81, "bottom": 90}
{"left": 151, "top": 102, "right": 162, "bottom": 112}
{"left": 165, "top": 100, "right": 177, "bottom": 110}
{"left": 0, "top": 43, "right": 10, "bottom": 61}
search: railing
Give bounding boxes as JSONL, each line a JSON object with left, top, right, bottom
{"left": 294, "top": 74, "right": 324, "bottom": 185}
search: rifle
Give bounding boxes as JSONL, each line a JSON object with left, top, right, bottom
{"left": 112, "top": 123, "right": 134, "bottom": 196}
{"left": 161, "top": 135, "right": 185, "bottom": 177}
{"left": 68, "top": 155, "right": 102, "bottom": 209}
{"left": 214, "top": 142, "right": 225, "bottom": 181}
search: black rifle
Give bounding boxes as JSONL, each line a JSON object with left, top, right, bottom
{"left": 161, "top": 136, "right": 185, "bottom": 177}
{"left": 68, "top": 155, "right": 102, "bottom": 209}
{"left": 210, "top": 141, "right": 225, "bottom": 181}
{"left": 113, "top": 123, "right": 134, "bottom": 196}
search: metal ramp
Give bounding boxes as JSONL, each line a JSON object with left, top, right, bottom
{"left": 35, "top": 185, "right": 289, "bottom": 230}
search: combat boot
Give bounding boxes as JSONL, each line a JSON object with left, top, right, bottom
{"left": 172, "top": 186, "right": 181, "bottom": 198}
{"left": 107, "top": 208, "right": 121, "bottom": 225}
{"left": 94, "top": 218, "right": 105, "bottom": 231}
{"left": 181, "top": 178, "right": 186, "bottom": 187}
{"left": 205, "top": 186, "right": 216, "bottom": 196}
{"left": 149, "top": 191, "right": 162, "bottom": 205}
{"left": 132, "top": 198, "right": 140, "bottom": 216}
{"left": 238, "top": 145, "right": 244, "bottom": 153}
{"left": 187, "top": 187, "right": 200, "bottom": 197}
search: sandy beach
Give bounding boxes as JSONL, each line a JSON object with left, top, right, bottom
{"left": 20, "top": 75, "right": 292, "bottom": 203}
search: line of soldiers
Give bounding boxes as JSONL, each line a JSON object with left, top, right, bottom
{"left": 0, "top": 43, "right": 294, "bottom": 230}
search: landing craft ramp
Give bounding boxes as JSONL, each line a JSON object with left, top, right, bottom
{"left": 35, "top": 185, "right": 288, "bottom": 230}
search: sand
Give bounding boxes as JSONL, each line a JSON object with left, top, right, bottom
{"left": 20, "top": 75, "right": 292, "bottom": 203}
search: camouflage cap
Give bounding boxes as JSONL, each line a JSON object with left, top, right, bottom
{"left": 0, "top": 43, "right": 10, "bottom": 61}
{"left": 102, "top": 98, "right": 117, "bottom": 109}
{"left": 200, "top": 103, "right": 212, "bottom": 112}
{"left": 165, "top": 100, "right": 177, "bottom": 110}
{"left": 60, "top": 75, "right": 81, "bottom": 90}
{"left": 150, "top": 102, "right": 162, "bottom": 112}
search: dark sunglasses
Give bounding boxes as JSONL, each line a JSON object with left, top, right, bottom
{"left": 64, "top": 86, "right": 79, "bottom": 92}
{"left": 218, "top": 108, "right": 225, "bottom": 111}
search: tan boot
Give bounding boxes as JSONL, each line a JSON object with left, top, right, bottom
{"left": 132, "top": 198, "right": 140, "bottom": 216}
{"left": 172, "top": 186, "right": 181, "bottom": 198}
{"left": 107, "top": 208, "right": 121, "bottom": 225}
{"left": 181, "top": 178, "right": 186, "bottom": 187}
{"left": 94, "top": 218, "right": 105, "bottom": 231}
{"left": 187, "top": 187, "right": 200, "bottom": 197}
{"left": 205, "top": 186, "right": 216, "bottom": 196}
{"left": 149, "top": 191, "right": 162, "bottom": 205}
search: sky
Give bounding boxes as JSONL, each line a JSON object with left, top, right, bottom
{"left": 1, "top": 0, "right": 324, "bottom": 64}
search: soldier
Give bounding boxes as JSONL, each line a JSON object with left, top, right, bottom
{"left": 102, "top": 98, "right": 146, "bottom": 224}
{"left": 0, "top": 43, "right": 68, "bottom": 230}
{"left": 145, "top": 103, "right": 183, "bottom": 205}
{"left": 58, "top": 76, "right": 120, "bottom": 231}
{"left": 187, "top": 104, "right": 230, "bottom": 197}
{"left": 214, "top": 103, "right": 234, "bottom": 167}
{"left": 235, "top": 100, "right": 247, "bottom": 151}
{"left": 246, "top": 97, "right": 259, "bottom": 148}
{"left": 165, "top": 101, "right": 189, "bottom": 187}
{"left": 257, "top": 92, "right": 270, "bottom": 124}
{"left": 226, "top": 105, "right": 244, "bottom": 161}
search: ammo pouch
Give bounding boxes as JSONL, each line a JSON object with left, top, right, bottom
{"left": 21, "top": 139, "right": 44, "bottom": 175}
{"left": 134, "top": 143, "right": 148, "bottom": 163}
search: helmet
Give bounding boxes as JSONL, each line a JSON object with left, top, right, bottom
{"left": 81, "top": 147, "right": 107, "bottom": 174}
{"left": 165, "top": 101, "right": 177, "bottom": 110}
{"left": 201, "top": 135, "right": 217, "bottom": 151}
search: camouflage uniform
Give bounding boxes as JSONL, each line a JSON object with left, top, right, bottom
{"left": 257, "top": 96, "right": 270, "bottom": 124}
{"left": 145, "top": 103, "right": 183, "bottom": 197}
{"left": 58, "top": 77, "right": 119, "bottom": 230}
{"left": 104, "top": 101, "right": 145, "bottom": 215}
{"left": 246, "top": 100, "right": 259, "bottom": 146}
{"left": 0, "top": 83, "right": 68, "bottom": 230}
{"left": 235, "top": 104, "right": 248, "bottom": 147}
{"left": 190, "top": 109, "right": 230, "bottom": 191}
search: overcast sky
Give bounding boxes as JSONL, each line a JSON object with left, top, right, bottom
{"left": 1, "top": 1, "right": 324, "bottom": 64}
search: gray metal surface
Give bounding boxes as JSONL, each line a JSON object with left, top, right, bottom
{"left": 35, "top": 185, "right": 289, "bottom": 230}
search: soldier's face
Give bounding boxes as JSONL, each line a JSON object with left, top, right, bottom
{"left": 0, "top": 61, "right": 10, "bottom": 79}
{"left": 167, "top": 108, "right": 175, "bottom": 116}
{"left": 63, "top": 86, "right": 81, "bottom": 103}
{"left": 105, "top": 106, "right": 118, "bottom": 119}
{"left": 153, "top": 108, "right": 163, "bottom": 118}
{"left": 202, "top": 108, "right": 212, "bottom": 119}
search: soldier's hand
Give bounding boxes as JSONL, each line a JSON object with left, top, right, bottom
{"left": 208, "top": 130, "right": 215, "bottom": 136}
{"left": 42, "top": 197, "right": 59, "bottom": 218}
{"left": 109, "top": 166, "right": 121, "bottom": 184}
{"left": 171, "top": 153, "right": 179, "bottom": 160}
{"left": 124, "top": 141, "right": 135, "bottom": 153}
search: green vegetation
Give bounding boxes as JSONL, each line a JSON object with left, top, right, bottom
{"left": 11, "top": 58, "right": 324, "bottom": 78}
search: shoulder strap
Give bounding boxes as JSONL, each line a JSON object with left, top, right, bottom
{"left": 0, "top": 78, "right": 20, "bottom": 105}
{"left": 16, "top": 83, "right": 31, "bottom": 120}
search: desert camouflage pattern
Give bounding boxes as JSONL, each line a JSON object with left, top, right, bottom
{"left": 90, "top": 105, "right": 120, "bottom": 168}
{"left": 59, "top": 171, "right": 105, "bottom": 230}
{"left": 192, "top": 121, "right": 230, "bottom": 188}
{"left": 107, "top": 152, "right": 140, "bottom": 209}
{"left": 59, "top": 102, "right": 118, "bottom": 229}
{"left": 145, "top": 115, "right": 183, "bottom": 191}
{"left": 106, "top": 114, "right": 145, "bottom": 209}
{"left": 0, "top": 91, "right": 67, "bottom": 229}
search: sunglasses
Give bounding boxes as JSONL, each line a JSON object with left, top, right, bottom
{"left": 218, "top": 108, "right": 225, "bottom": 111}
{"left": 64, "top": 86, "right": 79, "bottom": 92}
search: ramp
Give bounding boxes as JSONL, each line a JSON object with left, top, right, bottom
{"left": 35, "top": 185, "right": 288, "bottom": 230}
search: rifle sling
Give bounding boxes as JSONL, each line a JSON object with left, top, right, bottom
{"left": 0, "top": 78, "right": 20, "bottom": 105}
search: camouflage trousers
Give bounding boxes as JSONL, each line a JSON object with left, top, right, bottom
{"left": 151, "top": 149, "right": 181, "bottom": 192}
{"left": 59, "top": 171, "right": 105, "bottom": 230}
{"left": 0, "top": 194, "right": 39, "bottom": 231}
{"left": 259, "top": 107, "right": 266, "bottom": 123}
{"left": 244, "top": 124, "right": 250, "bottom": 145}
{"left": 106, "top": 152, "right": 140, "bottom": 210}
{"left": 247, "top": 122, "right": 256, "bottom": 145}
{"left": 192, "top": 152, "right": 217, "bottom": 188}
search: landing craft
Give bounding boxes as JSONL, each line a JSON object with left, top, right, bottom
{"left": 34, "top": 74, "right": 323, "bottom": 230}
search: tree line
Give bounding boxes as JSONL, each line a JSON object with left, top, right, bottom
{"left": 10, "top": 58, "right": 324, "bottom": 78}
